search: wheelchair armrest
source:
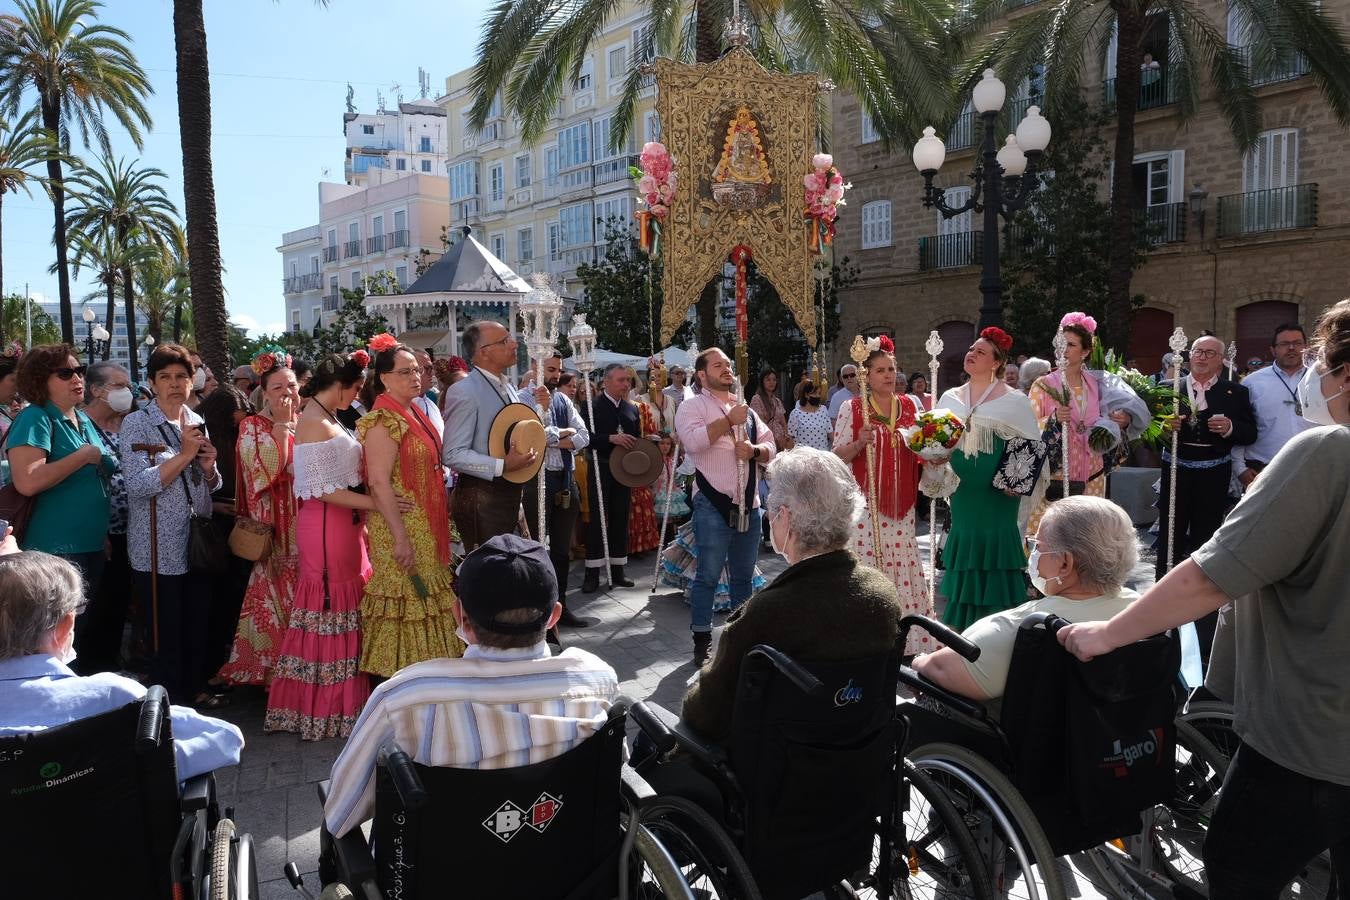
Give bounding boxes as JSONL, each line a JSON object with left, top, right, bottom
{"left": 629, "top": 701, "right": 730, "bottom": 771}
{"left": 379, "top": 745, "right": 428, "bottom": 811}
{"left": 137, "top": 685, "right": 169, "bottom": 753}
{"left": 747, "top": 644, "right": 826, "bottom": 697}
{"left": 900, "top": 615, "right": 981, "bottom": 662}
{"left": 620, "top": 763, "right": 656, "bottom": 804}
{"left": 180, "top": 772, "right": 213, "bottom": 813}
{"left": 316, "top": 779, "right": 330, "bottom": 804}
{"left": 898, "top": 665, "right": 990, "bottom": 722}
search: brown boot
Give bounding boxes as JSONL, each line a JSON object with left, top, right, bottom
{"left": 693, "top": 631, "right": 713, "bottom": 668}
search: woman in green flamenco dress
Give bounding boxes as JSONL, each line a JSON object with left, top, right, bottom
{"left": 936, "top": 327, "right": 1042, "bottom": 631}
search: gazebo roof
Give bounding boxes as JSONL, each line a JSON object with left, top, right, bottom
{"left": 403, "top": 225, "right": 531, "bottom": 296}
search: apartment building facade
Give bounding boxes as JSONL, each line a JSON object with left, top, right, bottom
{"left": 832, "top": 0, "right": 1350, "bottom": 381}
{"left": 344, "top": 100, "right": 448, "bottom": 186}
{"left": 440, "top": 3, "right": 657, "bottom": 301}
{"left": 51, "top": 300, "right": 151, "bottom": 372}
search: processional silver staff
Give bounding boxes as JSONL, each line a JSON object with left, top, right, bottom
{"left": 521, "top": 273, "right": 564, "bottom": 546}
{"left": 568, "top": 314, "right": 612, "bottom": 589}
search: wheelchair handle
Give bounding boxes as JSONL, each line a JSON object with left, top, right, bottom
{"left": 629, "top": 701, "right": 678, "bottom": 755}
{"left": 747, "top": 644, "right": 826, "bottom": 697}
{"left": 900, "top": 615, "right": 980, "bottom": 662}
{"left": 380, "top": 746, "right": 429, "bottom": 812}
{"left": 1021, "top": 611, "right": 1071, "bottom": 635}
{"left": 137, "top": 685, "right": 169, "bottom": 753}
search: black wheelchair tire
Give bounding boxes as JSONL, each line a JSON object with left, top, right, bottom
{"left": 888, "top": 759, "right": 997, "bottom": 900}
{"left": 210, "top": 818, "right": 236, "bottom": 900}
{"left": 907, "top": 742, "right": 1065, "bottom": 900}
{"left": 638, "top": 795, "right": 763, "bottom": 900}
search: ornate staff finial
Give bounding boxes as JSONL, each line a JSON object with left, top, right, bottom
{"left": 1169, "top": 327, "right": 1189, "bottom": 355}
{"left": 925, "top": 330, "right": 944, "bottom": 360}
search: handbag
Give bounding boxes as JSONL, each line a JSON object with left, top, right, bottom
{"left": 227, "top": 456, "right": 273, "bottom": 561}
{"left": 0, "top": 410, "right": 62, "bottom": 543}
{"left": 158, "top": 421, "right": 229, "bottom": 575}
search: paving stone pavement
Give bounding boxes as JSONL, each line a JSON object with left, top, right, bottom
{"left": 213, "top": 526, "right": 1159, "bottom": 898}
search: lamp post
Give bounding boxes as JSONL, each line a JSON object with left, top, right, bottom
{"left": 81, "top": 307, "right": 109, "bottom": 364}
{"left": 1189, "top": 182, "right": 1209, "bottom": 241}
{"left": 913, "top": 69, "right": 1052, "bottom": 330}
{"left": 567, "top": 314, "right": 611, "bottom": 589}
{"left": 141, "top": 334, "right": 156, "bottom": 371}
{"left": 520, "top": 272, "right": 565, "bottom": 544}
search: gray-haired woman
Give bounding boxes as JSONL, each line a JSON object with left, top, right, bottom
{"left": 913, "top": 495, "right": 1139, "bottom": 706}
{"left": 681, "top": 446, "right": 905, "bottom": 744}
{"left": 82, "top": 361, "right": 134, "bottom": 673}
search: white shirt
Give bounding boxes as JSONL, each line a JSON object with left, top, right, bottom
{"left": 1233, "top": 364, "right": 1315, "bottom": 471}
{"left": 828, "top": 388, "right": 859, "bottom": 424}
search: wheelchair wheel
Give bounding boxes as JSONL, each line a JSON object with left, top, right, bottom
{"left": 907, "top": 743, "right": 1065, "bottom": 900}
{"left": 1176, "top": 700, "right": 1238, "bottom": 764}
{"left": 853, "top": 760, "right": 995, "bottom": 900}
{"left": 208, "top": 818, "right": 257, "bottom": 900}
{"left": 638, "top": 795, "right": 762, "bottom": 900}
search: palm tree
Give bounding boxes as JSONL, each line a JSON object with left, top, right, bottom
{"left": 65, "top": 155, "right": 181, "bottom": 379}
{"left": 468, "top": 0, "right": 955, "bottom": 348}
{"left": 968, "top": 0, "right": 1350, "bottom": 351}
{"left": 0, "top": 292, "right": 59, "bottom": 345}
{"left": 136, "top": 250, "right": 193, "bottom": 348}
{"left": 0, "top": 0, "right": 152, "bottom": 345}
{"left": 67, "top": 227, "right": 159, "bottom": 376}
{"left": 0, "top": 109, "right": 67, "bottom": 301}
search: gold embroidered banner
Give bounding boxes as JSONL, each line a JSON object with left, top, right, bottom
{"left": 654, "top": 47, "right": 819, "bottom": 345}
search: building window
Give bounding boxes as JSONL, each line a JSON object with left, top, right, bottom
{"left": 560, "top": 202, "right": 593, "bottom": 247}
{"left": 372, "top": 214, "right": 384, "bottom": 241}
{"left": 327, "top": 229, "right": 337, "bottom": 248}
{"left": 595, "top": 196, "right": 630, "bottom": 236}
{"left": 419, "top": 135, "right": 432, "bottom": 153}
{"left": 396, "top": 157, "right": 407, "bottom": 171}
{"left": 292, "top": 309, "right": 301, "bottom": 329}
{"left": 420, "top": 159, "right": 432, "bottom": 173}
{"left": 350, "top": 270, "right": 362, "bottom": 291}
{"left": 607, "top": 45, "right": 626, "bottom": 83}
{"left": 290, "top": 261, "right": 298, "bottom": 277}
{"left": 311, "top": 306, "right": 321, "bottom": 327}
{"left": 548, "top": 222, "right": 560, "bottom": 258}
{"left": 861, "top": 112, "right": 880, "bottom": 144}
{"left": 393, "top": 209, "right": 406, "bottom": 233}
{"left": 395, "top": 264, "right": 408, "bottom": 289}
{"left": 352, "top": 154, "right": 386, "bottom": 174}
{"left": 643, "top": 111, "right": 660, "bottom": 144}
{"left": 515, "top": 154, "right": 531, "bottom": 188}
{"left": 545, "top": 146, "right": 559, "bottom": 183}
{"left": 632, "top": 24, "right": 655, "bottom": 64}
{"left": 1243, "top": 128, "right": 1299, "bottom": 193}
{"left": 490, "top": 232, "right": 506, "bottom": 262}
{"left": 572, "top": 56, "right": 593, "bottom": 92}
{"left": 310, "top": 255, "right": 319, "bottom": 273}
{"left": 861, "top": 201, "right": 892, "bottom": 249}
{"left": 450, "top": 161, "right": 479, "bottom": 199}
{"left": 518, "top": 227, "right": 533, "bottom": 262}
{"left": 558, "top": 122, "right": 590, "bottom": 169}
{"left": 348, "top": 222, "right": 360, "bottom": 242}
{"left": 489, "top": 163, "right": 505, "bottom": 201}
{"left": 362, "top": 124, "right": 374, "bottom": 135}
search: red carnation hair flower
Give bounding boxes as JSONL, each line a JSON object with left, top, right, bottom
{"left": 368, "top": 333, "right": 398, "bottom": 353}
{"left": 446, "top": 355, "right": 469, "bottom": 373}
{"left": 349, "top": 349, "right": 371, "bottom": 368}
{"left": 979, "top": 326, "right": 1013, "bottom": 354}
{"left": 877, "top": 335, "right": 894, "bottom": 353}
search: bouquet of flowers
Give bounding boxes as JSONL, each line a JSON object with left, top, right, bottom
{"left": 631, "top": 141, "right": 677, "bottom": 254}
{"left": 803, "top": 153, "right": 850, "bottom": 250}
{"left": 902, "top": 409, "right": 965, "bottom": 462}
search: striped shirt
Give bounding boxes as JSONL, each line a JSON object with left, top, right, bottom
{"left": 323, "top": 643, "right": 618, "bottom": 837}
{"left": 674, "top": 391, "right": 776, "bottom": 504}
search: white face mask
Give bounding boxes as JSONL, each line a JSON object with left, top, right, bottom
{"left": 1028, "top": 547, "right": 1058, "bottom": 596}
{"left": 193, "top": 368, "right": 207, "bottom": 390}
{"left": 768, "top": 507, "right": 789, "bottom": 559}
{"left": 1297, "top": 363, "right": 1346, "bottom": 426}
{"left": 106, "top": 386, "right": 134, "bottom": 413}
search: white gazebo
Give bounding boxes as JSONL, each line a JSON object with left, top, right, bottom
{"left": 364, "top": 225, "right": 531, "bottom": 358}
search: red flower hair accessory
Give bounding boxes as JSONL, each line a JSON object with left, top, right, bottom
{"left": 368, "top": 333, "right": 398, "bottom": 353}
{"left": 250, "top": 345, "right": 293, "bottom": 376}
{"left": 447, "top": 355, "right": 469, "bottom": 373}
{"left": 349, "top": 349, "right": 371, "bottom": 368}
{"left": 979, "top": 326, "right": 1013, "bottom": 355}
{"left": 877, "top": 335, "right": 894, "bottom": 354}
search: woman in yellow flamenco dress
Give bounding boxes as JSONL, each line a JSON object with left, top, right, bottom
{"left": 357, "top": 335, "right": 463, "bottom": 678}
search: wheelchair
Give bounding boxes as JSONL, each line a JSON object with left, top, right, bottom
{"left": 629, "top": 615, "right": 995, "bottom": 900}
{"left": 899, "top": 612, "right": 1183, "bottom": 900}
{"left": 0, "top": 685, "right": 257, "bottom": 900}
{"left": 299, "top": 701, "right": 746, "bottom": 900}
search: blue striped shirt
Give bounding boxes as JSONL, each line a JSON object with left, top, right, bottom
{"left": 323, "top": 642, "right": 618, "bottom": 837}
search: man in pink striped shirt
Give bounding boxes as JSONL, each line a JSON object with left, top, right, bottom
{"left": 674, "top": 348, "right": 777, "bottom": 666}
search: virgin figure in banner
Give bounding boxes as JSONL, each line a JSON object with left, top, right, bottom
{"left": 831, "top": 338, "right": 933, "bottom": 655}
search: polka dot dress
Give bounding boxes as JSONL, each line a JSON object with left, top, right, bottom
{"left": 788, "top": 405, "right": 833, "bottom": 451}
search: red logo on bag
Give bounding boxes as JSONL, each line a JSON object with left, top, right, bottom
{"left": 527, "top": 793, "right": 563, "bottom": 832}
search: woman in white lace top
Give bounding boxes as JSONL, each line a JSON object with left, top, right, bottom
{"left": 265, "top": 350, "right": 410, "bottom": 739}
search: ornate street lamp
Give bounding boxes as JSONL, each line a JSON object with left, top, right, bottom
{"left": 567, "top": 313, "right": 612, "bottom": 588}
{"left": 81, "top": 307, "right": 110, "bottom": 364}
{"left": 913, "top": 69, "right": 1052, "bottom": 330}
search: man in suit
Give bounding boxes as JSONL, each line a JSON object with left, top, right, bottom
{"left": 519, "top": 352, "right": 592, "bottom": 627}
{"left": 581, "top": 363, "right": 640, "bottom": 593}
{"left": 1158, "top": 334, "right": 1257, "bottom": 661}
{"left": 443, "top": 321, "right": 538, "bottom": 552}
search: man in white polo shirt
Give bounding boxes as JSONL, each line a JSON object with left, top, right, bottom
{"left": 1233, "top": 322, "right": 1314, "bottom": 492}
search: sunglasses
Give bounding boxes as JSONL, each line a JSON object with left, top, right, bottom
{"left": 54, "top": 365, "right": 88, "bottom": 381}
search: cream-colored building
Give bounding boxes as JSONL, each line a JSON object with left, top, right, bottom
{"left": 439, "top": 2, "right": 657, "bottom": 301}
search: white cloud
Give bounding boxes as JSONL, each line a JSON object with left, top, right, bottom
{"left": 232, "top": 313, "right": 261, "bottom": 336}
{"left": 28, "top": 291, "right": 49, "bottom": 305}
{"left": 265, "top": 321, "right": 285, "bottom": 334}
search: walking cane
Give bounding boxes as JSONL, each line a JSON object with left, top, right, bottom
{"left": 924, "top": 330, "right": 943, "bottom": 607}
{"left": 651, "top": 440, "right": 679, "bottom": 593}
{"left": 1166, "top": 327, "right": 1189, "bottom": 572}
{"left": 132, "top": 442, "right": 168, "bottom": 653}
{"left": 1053, "top": 328, "right": 1071, "bottom": 499}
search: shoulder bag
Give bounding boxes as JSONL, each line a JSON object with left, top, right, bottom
{"left": 228, "top": 452, "right": 273, "bottom": 562}
{"left": 0, "top": 424, "right": 34, "bottom": 542}
{"left": 157, "top": 422, "right": 229, "bottom": 575}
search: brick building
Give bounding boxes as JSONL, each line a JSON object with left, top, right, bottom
{"left": 830, "top": 0, "right": 1350, "bottom": 385}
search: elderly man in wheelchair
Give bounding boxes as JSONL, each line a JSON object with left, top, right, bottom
{"left": 0, "top": 550, "right": 250, "bottom": 898}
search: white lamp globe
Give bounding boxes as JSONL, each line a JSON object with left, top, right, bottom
{"left": 996, "top": 135, "right": 1028, "bottom": 176}
{"left": 82, "top": 307, "right": 96, "bottom": 323}
{"left": 911, "top": 126, "right": 946, "bottom": 174}
{"left": 972, "top": 69, "right": 1007, "bottom": 114}
{"left": 1015, "top": 105, "right": 1052, "bottom": 153}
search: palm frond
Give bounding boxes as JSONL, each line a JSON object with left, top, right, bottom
{"left": 1232, "top": 0, "right": 1350, "bottom": 128}
{"left": 1156, "top": 0, "right": 1260, "bottom": 150}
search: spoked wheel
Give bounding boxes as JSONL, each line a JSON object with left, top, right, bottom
{"left": 1176, "top": 701, "right": 1239, "bottom": 764}
{"left": 907, "top": 744, "right": 1065, "bottom": 900}
{"left": 208, "top": 818, "right": 256, "bottom": 900}
{"left": 638, "top": 795, "right": 762, "bottom": 900}
{"left": 853, "top": 761, "right": 994, "bottom": 900}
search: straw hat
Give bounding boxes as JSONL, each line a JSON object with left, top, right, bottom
{"left": 488, "top": 403, "right": 547, "bottom": 484}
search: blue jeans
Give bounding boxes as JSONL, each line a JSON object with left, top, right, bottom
{"left": 689, "top": 492, "right": 761, "bottom": 633}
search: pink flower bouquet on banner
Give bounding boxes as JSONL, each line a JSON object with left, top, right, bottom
{"left": 803, "top": 153, "right": 850, "bottom": 250}
{"left": 631, "top": 141, "right": 678, "bottom": 254}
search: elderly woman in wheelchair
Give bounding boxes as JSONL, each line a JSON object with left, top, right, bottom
{"left": 0, "top": 550, "right": 249, "bottom": 898}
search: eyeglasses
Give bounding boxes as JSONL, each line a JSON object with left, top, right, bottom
{"left": 1026, "top": 537, "right": 1062, "bottom": 555}
{"left": 1190, "top": 348, "right": 1221, "bottom": 360}
{"left": 1275, "top": 339, "right": 1306, "bottom": 350}
{"left": 54, "top": 365, "right": 88, "bottom": 381}
{"left": 390, "top": 367, "right": 422, "bottom": 378}
{"left": 480, "top": 335, "right": 512, "bottom": 351}
{"left": 842, "top": 373, "right": 858, "bottom": 380}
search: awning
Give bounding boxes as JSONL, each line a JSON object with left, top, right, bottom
{"left": 398, "top": 329, "right": 449, "bottom": 351}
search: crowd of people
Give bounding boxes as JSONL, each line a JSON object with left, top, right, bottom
{"left": 2, "top": 296, "right": 1348, "bottom": 896}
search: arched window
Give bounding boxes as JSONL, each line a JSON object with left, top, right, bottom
{"left": 861, "top": 201, "right": 892, "bottom": 249}
{"left": 1128, "top": 307, "right": 1175, "bottom": 377}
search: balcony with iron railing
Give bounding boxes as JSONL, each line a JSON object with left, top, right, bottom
{"left": 322, "top": 245, "right": 338, "bottom": 263}
{"left": 1104, "top": 69, "right": 1178, "bottom": 110}
{"left": 283, "top": 272, "right": 324, "bottom": 294}
{"left": 343, "top": 240, "right": 361, "bottom": 259}
{"left": 1233, "top": 44, "right": 1310, "bottom": 87}
{"left": 593, "top": 154, "right": 639, "bottom": 187}
{"left": 917, "top": 227, "right": 1040, "bottom": 271}
{"left": 322, "top": 293, "right": 342, "bottom": 312}
{"left": 367, "top": 234, "right": 385, "bottom": 254}
{"left": 386, "top": 230, "right": 410, "bottom": 249}
{"left": 1217, "top": 183, "right": 1318, "bottom": 238}
{"left": 944, "top": 97, "right": 1038, "bottom": 153}
{"left": 486, "top": 191, "right": 507, "bottom": 214}
{"left": 548, "top": 245, "right": 597, "bottom": 273}
{"left": 1144, "top": 201, "right": 1187, "bottom": 245}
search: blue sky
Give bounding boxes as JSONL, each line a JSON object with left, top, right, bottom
{"left": 2, "top": 0, "right": 495, "bottom": 336}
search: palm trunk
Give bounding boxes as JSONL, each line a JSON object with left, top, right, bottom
{"left": 173, "top": 300, "right": 183, "bottom": 343}
{"left": 40, "top": 100, "right": 74, "bottom": 344}
{"left": 174, "top": 0, "right": 230, "bottom": 378}
{"left": 122, "top": 266, "right": 139, "bottom": 379}
{"left": 104, "top": 272, "right": 117, "bottom": 346}
{"left": 694, "top": 0, "right": 721, "bottom": 352}
{"left": 1105, "top": 4, "right": 1147, "bottom": 354}
{"left": 0, "top": 191, "right": 5, "bottom": 309}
